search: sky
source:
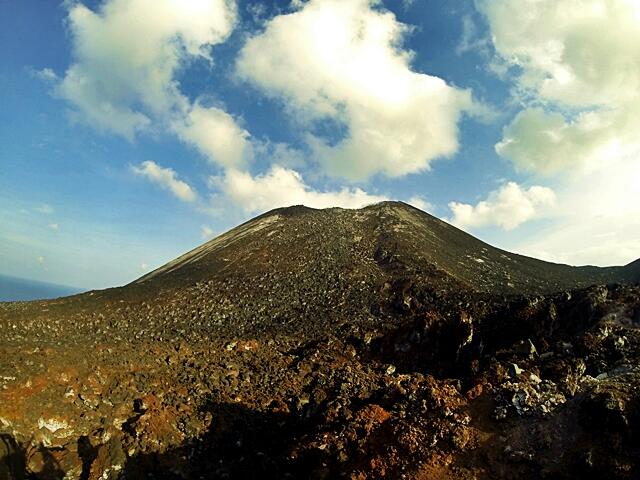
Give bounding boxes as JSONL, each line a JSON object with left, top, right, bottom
{"left": 1, "top": 0, "right": 639, "bottom": 290}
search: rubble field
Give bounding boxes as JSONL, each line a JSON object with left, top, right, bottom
{"left": 1, "top": 202, "right": 638, "bottom": 479}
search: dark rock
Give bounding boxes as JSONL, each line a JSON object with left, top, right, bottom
{"left": 508, "top": 363, "right": 523, "bottom": 378}
{"left": 0, "top": 435, "right": 25, "bottom": 480}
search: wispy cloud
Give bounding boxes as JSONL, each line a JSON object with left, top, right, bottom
{"left": 456, "top": 15, "right": 490, "bottom": 56}
{"left": 131, "top": 161, "right": 197, "bottom": 203}
{"left": 35, "top": 204, "right": 54, "bottom": 214}
{"left": 406, "top": 196, "right": 434, "bottom": 213}
{"left": 200, "top": 225, "right": 215, "bottom": 240}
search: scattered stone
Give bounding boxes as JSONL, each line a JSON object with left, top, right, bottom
{"left": 515, "top": 339, "right": 538, "bottom": 359}
{"left": 508, "top": 363, "right": 523, "bottom": 378}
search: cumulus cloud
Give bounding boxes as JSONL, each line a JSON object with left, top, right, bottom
{"left": 219, "top": 165, "right": 387, "bottom": 213}
{"left": 237, "top": 0, "right": 474, "bottom": 180}
{"left": 57, "top": 0, "right": 237, "bottom": 139}
{"left": 449, "top": 182, "right": 556, "bottom": 231}
{"left": 512, "top": 149, "right": 640, "bottom": 265}
{"left": 173, "top": 103, "right": 251, "bottom": 168}
{"left": 496, "top": 106, "right": 640, "bottom": 175}
{"left": 479, "top": 0, "right": 640, "bottom": 107}
{"left": 50, "top": 0, "right": 249, "bottom": 172}
{"left": 50, "top": 0, "right": 410, "bottom": 215}
{"left": 479, "top": 0, "right": 640, "bottom": 174}
{"left": 131, "top": 160, "right": 197, "bottom": 202}
{"left": 476, "top": 0, "right": 640, "bottom": 265}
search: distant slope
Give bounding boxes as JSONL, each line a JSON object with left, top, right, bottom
{"left": 0, "top": 274, "right": 82, "bottom": 302}
{"left": 622, "top": 258, "right": 640, "bottom": 283}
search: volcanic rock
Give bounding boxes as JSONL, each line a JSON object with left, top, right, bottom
{"left": 1, "top": 201, "right": 639, "bottom": 479}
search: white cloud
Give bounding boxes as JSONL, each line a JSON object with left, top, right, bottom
{"left": 237, "top": 0, "right": 474, "bottom": 180}
{"left": 54, "top": 0, "right": 241, "bottom": 160}
{"left": 201, "top": 225, "right": 215, "bottom": 240}
{"left": 53, "top": 0, "right": 259, "bottom": 174}
{"left": 477, "top": 0, "right": 640, "bottom": 265}
{"left": 479, "top": 0, "right": 640, "bottom": 107}
{"left": 496, "top": 106, "right": 640, "bottom": 175}
{"left": 512, "top": 150, "right": 640, "bottom": 266}
{"left": 33, "top": 67, "right": 58, "bottom": 82}
{"left": 449, "top": 182, "right": 556, "bottom": 231}
{"left": 173, "top": 103, "right": 251, "bottom": 168}
{"left": 48, "top": 223, "right": 59, "bottom": 231}
{"left": 131, "top": 160, "right": 197, "bottom": 202}
{"left": 140, "top": 263, "right": 149, "bottom": 271}
{"left": 513, "top": 216, "right": 640, "bottom": 267}
{"left": 456, "top": 15, "right": 490, "bottom": 56}
{"left": 219, "top": 165, "right": 387, "bottom": 214}
{"left": 252, "top": 141, "right": 307, "bottom": 170}
{"left": 479, "top": 0, "right": 640, "bottom": 174}
{"left": 405, "top": 196, "right": 434, "bottom": 213}
{"left": 35, "top": 204, "right": 54, "bottom": 215}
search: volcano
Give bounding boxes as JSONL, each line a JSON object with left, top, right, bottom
{"left": 135, "top": 201, "right": 636, "bottom": 294}
{"left": 1, "top": 201, "right": 639, "bottom": 479}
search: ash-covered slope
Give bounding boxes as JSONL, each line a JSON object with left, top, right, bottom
{"left": 133, "top": 201, "right": 631, "bottom": 295}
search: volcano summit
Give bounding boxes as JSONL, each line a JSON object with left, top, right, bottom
{"left": 1, "top": 202, "right": 639, "bottom": 479}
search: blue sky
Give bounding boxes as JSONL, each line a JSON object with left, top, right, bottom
{"left": 1, "top": 0, "right": 639, "bottom": 290}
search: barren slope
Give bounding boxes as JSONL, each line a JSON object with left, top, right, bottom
{"left": 0, "top": 201, "right": 639, "bottom": 480}
{"left": 134, "top": 201, "right": 632, "bottom": 295}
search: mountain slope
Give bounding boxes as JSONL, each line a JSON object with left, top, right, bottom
{"left": 133, "top": 201, "right": 631, "bottom": 295}
{"left": 1, "top": 201, "right": 639, "bottom": 480}
{"left": 621, "top": 257, "right": 640, "bottom": 283}
{"left": 3, "top": 202, "right": 636, "bottom": 343}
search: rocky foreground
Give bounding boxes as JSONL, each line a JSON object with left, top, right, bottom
{"left": 1, "top": 202, "right": 639, "bottom": 479}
